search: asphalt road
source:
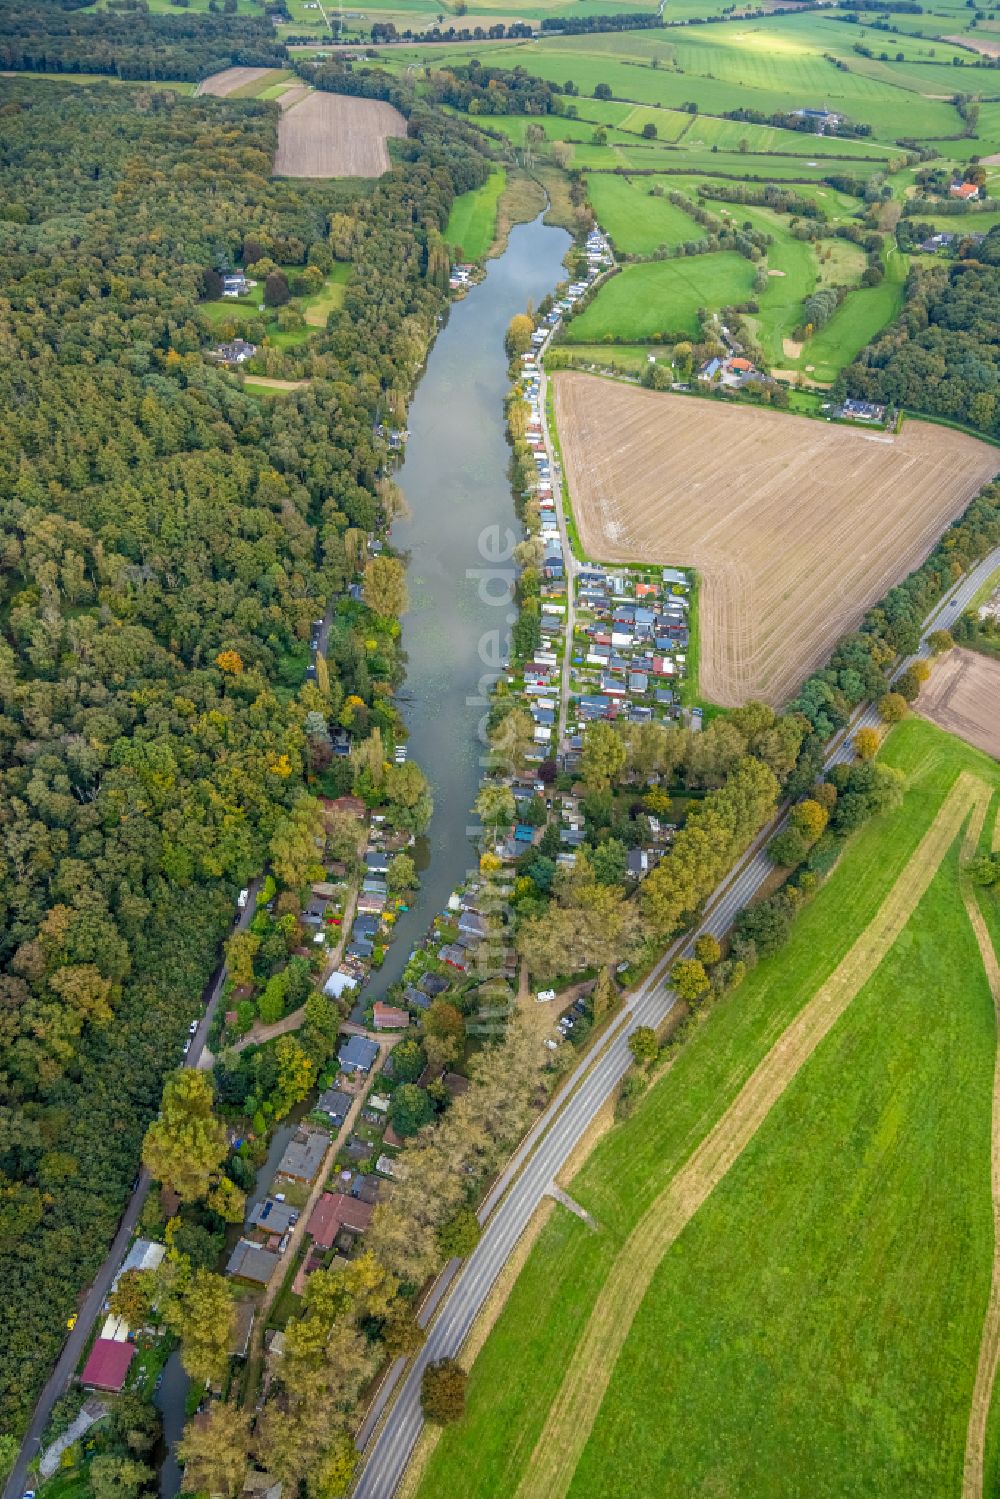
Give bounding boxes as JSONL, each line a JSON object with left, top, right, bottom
{"left": 3, "top": 878, "right": 261, "bottom": 1499}
{"left": 351, "top": 543, "right": 1000, "bottom": 1499}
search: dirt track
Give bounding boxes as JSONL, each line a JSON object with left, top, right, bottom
{"left": 946, "top": 32, "right": 1000, "bottom": 55}
{"left": 554, "top": 374, "right": 999, "bottom": 706}
{"left": 917, "top": 649, "right": 1000, "bottom": 761}
{"left": 195, "top": 66, "right": 275, "bottom": 97}
{"left": 515, "top": 771, "right": 992, "bottom": 1499}
{"left": 961, "top": 793, "right": 1000, "bottom": 1499}
{"left": 275, "top": 91, "right": 406, "bottom": 178}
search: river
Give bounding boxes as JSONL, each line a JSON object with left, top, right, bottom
{"left": 372, "top": 209, "right": 570, "bottom": 996}
{"left": 155, "top": 211, "right": 569, "bottom": 1493}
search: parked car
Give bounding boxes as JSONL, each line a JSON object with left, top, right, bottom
{"left": 535, "top": 988, "right": 556, "bottom": 1003}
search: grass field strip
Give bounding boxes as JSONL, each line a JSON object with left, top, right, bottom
{"left": 514, "top": 771, "right": 992, "bottom": 1499}
{"left": 963, "top": 792, "right": 1000, "bottom": 1499}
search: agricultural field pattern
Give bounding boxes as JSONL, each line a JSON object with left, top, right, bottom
{"left": 418, "top": 721, "right": 1000, "bottom": 1499}
{"left": 554, "top": 373, "right": 999, "bottom": 705}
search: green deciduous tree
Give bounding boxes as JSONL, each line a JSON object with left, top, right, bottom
{"left": 628, "top": 1026, "right": 658, "bottom": 1067}
{"left": 581, "top": 720, "right": 626, "bottom": 792}
{"left": 387, "top": 853, "right": 418, "bottom": 892}
{"left": 390, "top": 1084, "right": 434, "bottom": 1138}
{"left": 421, "top": 1359, "right": 467, "bottom": 1424}
{"left": 270, "top": 796, "right": 327, "bottom": 893}
{"left": 768, "top": 826, "right": 808, "bottom": 868}
{"left": 89, "top": 1455, "right": 154, "bottom": 1499}
{"left": 436, "top": 1207, "right": 481, "bottom": 1258}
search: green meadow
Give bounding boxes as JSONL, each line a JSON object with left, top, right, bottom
{"left": 445, "top": 169, "right": 506, "bottom": 259}
{"left": 564, "top": 254, "right": 757, "bottom": 341}
{"left": 584, "top": 176, "right": 701, "bottom": 255}
{"left": 786, "top": 246, "right": 907, "bottom": 384}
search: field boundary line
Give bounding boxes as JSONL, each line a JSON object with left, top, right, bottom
{"left": 961, "top": 788, "right": 1000, "bottom": 1499}
{"left": 514, "top": 771, "right": 991, "bottom": 1499}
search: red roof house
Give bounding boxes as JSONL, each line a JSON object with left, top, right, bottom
{"left": 950, "top": 181, "right": 979, "bottom": 200}
{"left": 308, "top": 1192, "right": 374, "bottom": 1248}
{"left": 81, "top": 1338, "right": 135, "bottom": 1393}
{"left": 373, "top": 1002, "right": 410, "bottom": 1031}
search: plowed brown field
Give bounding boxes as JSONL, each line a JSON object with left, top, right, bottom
{"left": 274, "top": 91, "right": 406, "bottom": 178}
{"left": 555, "top": 374, "right": 999, "bottom": 706}
{"left": 917, "top": 648, "right": 1000, "bottom": 761}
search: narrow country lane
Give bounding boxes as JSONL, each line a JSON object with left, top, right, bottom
{"left": 3, "top": 876, "right": 262, "bottom": 1499}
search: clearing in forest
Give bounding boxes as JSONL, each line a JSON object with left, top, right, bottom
{"left": 195, "top": 66, "right": 282, "bottom": 97}
{"left": 554, "top": 373, "right": 999, "bottom": 706}
{"left": 274, "top": 91, "right": 407, "bottom": 178}
{"left": 416, "top": 718, "right": 1000, "bottom": 1499}
{"left": 917, "top": 648, "right": 1000, "bottom": 762}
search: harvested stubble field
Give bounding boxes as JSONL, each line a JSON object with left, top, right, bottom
{"left": 554, "top": 373, "right": 999, "bottom": 706}
{"left": 195, "top": 66, "right": 277, "bottom": 97}
{"left": 274, "top": 91, "right": 407, "bottom": 178}
{"left": 917, "top": 648, "right": 1000, "bottom": 761}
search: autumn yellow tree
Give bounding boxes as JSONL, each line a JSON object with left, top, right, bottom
{"left": 854, "top": 727, "right": 881, "bottom": 761}
{"left": 177, "top": 1402, "right": 251, "bottom": 1497}
{"left": 790, "top": 798, "right": 828, "bottom": 844}
{"left": 160, "top": 1266, "right": 234, "bottom": 1386}
{"left": 363, "top": 556, "right": 408, "bottom": 619}
{"left": 505, "top": 313, "right": 534, "bottom": 356}
{"left": 142, "top": 1070, "right": 227, "bottom": 1201}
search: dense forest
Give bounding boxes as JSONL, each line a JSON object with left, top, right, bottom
{"left": 422, "top": 61, "right": 563, "bottom": 117}
{"left": 0, "top": 0, "right": 286, "bottom": 81}
{"left": 841, "top": 230, "right": 1000, "bottom": 435}
{"left": 0, "top": 75, "right": 490, "bottom": 1438}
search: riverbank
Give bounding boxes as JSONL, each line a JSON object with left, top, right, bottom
{"left": 368, "top": 211, "right": 572, "bottom": 998}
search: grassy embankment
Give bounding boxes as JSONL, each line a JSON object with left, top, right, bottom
{"left": 416, "top": 716, "right": 1000, "bottom": 1499}
{"left": 445, "top": 170, "right": 507, "bottom": 260}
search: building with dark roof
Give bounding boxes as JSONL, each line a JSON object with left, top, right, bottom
{"left": 276, "top": 1130, "right": 328, "bottom": 1185}
{"left": 316, "top": 1087, "right": 353, "bottom": 1127}
{"left": 226, "top": 1240, "right": 282, "bottom": 1288}
{"left": 339, "top": 1035, "right": 379, "bottom": 1074}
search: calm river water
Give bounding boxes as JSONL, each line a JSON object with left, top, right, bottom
{"left": 373, "top": 210, "right": 570, "bottom": 996}
{"left": 156, "top": 212, "right": 569, "bottom": 1493}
